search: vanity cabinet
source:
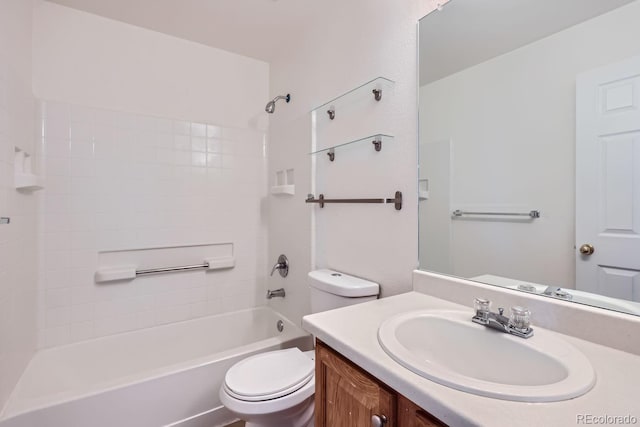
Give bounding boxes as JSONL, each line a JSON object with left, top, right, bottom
{"left": 315, "top": 341, "right": 447, "bottom": 427}
{"left": 398, "top": 395, "right": 446, "bottom": 427}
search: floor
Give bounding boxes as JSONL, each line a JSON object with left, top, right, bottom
{"left": 225, "top": 422, "right": 245, "bottom": 427}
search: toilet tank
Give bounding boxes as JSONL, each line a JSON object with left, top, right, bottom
{"left": 308, "top": 269, "right": 380, "bottom": 314}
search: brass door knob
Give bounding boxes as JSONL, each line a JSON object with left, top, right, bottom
{"left": 579, "top": 244, "right": 595, "bottom": 255}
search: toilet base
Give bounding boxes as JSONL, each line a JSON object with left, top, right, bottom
{"left": 241, "top": 398, "right": 314, "bottom": 427}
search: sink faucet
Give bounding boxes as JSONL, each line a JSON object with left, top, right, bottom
{"left": 543, "top": 286, "right": 573, "bottom": 300}
{"left": 472, "top": 298, "right": 534, "bottom": 339}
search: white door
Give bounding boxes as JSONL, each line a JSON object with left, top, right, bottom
{"left": 576, "top": 55, "right": 640, "bottom": 302}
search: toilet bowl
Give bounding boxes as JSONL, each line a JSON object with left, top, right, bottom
{"left": 219, "top": 348, "right": 315, "bottom": 427}
{"left": 220, "top": 269, "right": 379, "bottom": 427}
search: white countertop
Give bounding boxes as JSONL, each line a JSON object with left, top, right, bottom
{"left": 302, "top": 292, "right": 640, "bottom": 427}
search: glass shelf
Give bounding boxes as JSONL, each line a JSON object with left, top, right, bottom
{"left": 310, "top": 77, "right": 395, "bottom": 115}
{"left": 311, "top": 134, "right": 394, "bottom": 159}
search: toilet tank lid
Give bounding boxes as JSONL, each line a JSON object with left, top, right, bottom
{"left": 308, "top": 269, "right": 380, "bottom": 297}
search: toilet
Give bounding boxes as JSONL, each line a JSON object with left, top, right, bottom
{"left": 219, "top": 269, "right": 380, "bottom": 427}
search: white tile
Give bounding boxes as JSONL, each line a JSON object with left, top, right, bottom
{"left": 43, "top": 250, "right": 72, "bottom": 271}
{"left": 207, "top": 154, "right": 222, "bottom": 168}
{"left": 207, "top": 138, "right": 223, "bottom": 153}
{"left": 70, "top": 105, "right": 95, "bottom": 124}
{"left": 71, "top": 286, "right": 95, "bottom": 305}
{"left": 43, "top": 120, "right": 70, "bottom": 140}
{"left": 136, "top": 311, "right": 156, "bottom": 329}
{"left": 70, "top": 321, "right": 94, "bottom": 341}
{"left": 137, "top": 116, "right": 158, "bottom": 132}
{"left": 70, "top": 213, "right": 96, "bottom": 231}
{"left": 44, "top": 157, "right": 71, "bottom": 176}
{"left": 41, "top": 325, "right": 70, "bottom": 348}
{"left": 69, "top": 141, "right": 95, "bottom": 159}
{"left": 207, "top": 125, "right": 222, "bottom": 138}
{"left": 154, "top": 133, "right": 173, "bottom": 148}
{"left": 156, "top": 118, "right": 173, "bottom": 134}
{"left": 44, "top": 214, "right": 71, "bottom": 233}
{"left": 174, "top": 134, "right": 190, "bottom": 151}
{"left": 173, "top": 120, "right": 190, "bottom": 135}
{"left": 45, "top": 288, "right": 71, "bottom": 308}
{"left": 45, "top": 306, "right": 70, "bottom": 327}
{"left": 69, "top": 122, "right": 93, "bottom": 141}
{"left": 42, "top": 140, "right": 71, "bottom": 158}
{"left": 191, "top": 123, "right": 207, "bottom": 137}
{"left": 94, "top": 315, "right": 137, "bottom": 337}
{"left": 191, "top": 136, "right": 207, "bottom": 152}
{"left": 71, "top": 231, "right": 96, "bottom": 250}
{"left": 116, "top": 112, "right": 138, "bottom": 129}
{"left": 191, "top": 152, "right": 207, "bottom": 167}
{"left": 35, "top": 103, "right": 267, "bottom": 345}
{"left": 70, "top": 303, "right": 94, "bottom": 323}
{"left": 44, "top": 270, "right": 71, "bottom": 289}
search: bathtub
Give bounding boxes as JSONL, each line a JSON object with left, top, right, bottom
{"left": 0, "top": 307, "right": 312, "bottom": 427}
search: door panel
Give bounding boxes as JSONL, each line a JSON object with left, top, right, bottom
{"left": 576, "top": 55, "right": 640, "bottom": 301}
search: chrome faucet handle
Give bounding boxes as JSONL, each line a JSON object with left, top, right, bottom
{"left": 270, "top": 263, "right": 283, "bottom": 276}
{"left": 474, "top": 298, "right": 491, "bottom": 312}
{"left": 509, "top": 306, "right": 532, "bottom": 332}
{"left": 270, "top": 254, "right": 289, "bottom": 278}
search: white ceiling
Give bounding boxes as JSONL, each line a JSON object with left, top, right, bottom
{"left": 419, "top": 0, "right": 636, "bottom": 86}
{"left": 46, "top": 0, "right": 320, "bottom": 62}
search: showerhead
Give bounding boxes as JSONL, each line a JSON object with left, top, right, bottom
{"left": 265, "top": 94, "right": 291, "bottom": 113}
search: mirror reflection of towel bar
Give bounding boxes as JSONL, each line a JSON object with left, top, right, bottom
{"left": 452, "top": 210, "right": 540, "bottom": 219}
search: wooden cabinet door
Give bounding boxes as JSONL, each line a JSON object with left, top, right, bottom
{"left": 315, "top": 341, "right": 396, "bottom": 427}
{"left": 398, "top": 395, "right": 447, "bottom": 427}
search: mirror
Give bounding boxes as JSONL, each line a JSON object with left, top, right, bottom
{"left": 418, "top": 0, "right": 640, "bottom": 316}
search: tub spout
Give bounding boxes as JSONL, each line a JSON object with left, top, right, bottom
{"left": 266, "top": 288, "right": 286, "bottom": 299}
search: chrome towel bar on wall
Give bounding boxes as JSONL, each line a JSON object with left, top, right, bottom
{"left": 306, "top": 191, "right": 402, "bottom": 210}
{"left": 452, "top": 209, "right": 540, "bottom": 219}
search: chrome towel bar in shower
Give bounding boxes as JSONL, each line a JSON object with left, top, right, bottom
{"left": 452, "top": 209, "right": 540, "bottom": 219}
{"left": 95, "top": 256, "right": 235, "bottom": 283}
{"left": 306, "top": 191, "right": 402, "bottom": 210}
{"left": 136, "top": 263, "right": 210, "bottom": 276}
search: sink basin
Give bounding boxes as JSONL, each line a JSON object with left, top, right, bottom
{"left": 378, "top": 310, "right": 595, "bottom": 402}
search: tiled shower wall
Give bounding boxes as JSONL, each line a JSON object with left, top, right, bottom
{"left": 0, "top": 0, "right": 38, "bottom": 411}
{"left": 37, "top": 101, "right": 268, "bottom": 348}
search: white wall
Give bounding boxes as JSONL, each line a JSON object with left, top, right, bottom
{"left": 32, "top": 3, "right": 271, "bottom": 347}
{"left": 419, "top": 1, "right": 640, "bottom": 288}
{"left": 266, "top": 0, "right": 442, "bottom": 325}
{"left": 0, "top": 0, "right": 38, "bottom": 414}
{"left": 33, "top": 1, "right": 268, "bottom": 129}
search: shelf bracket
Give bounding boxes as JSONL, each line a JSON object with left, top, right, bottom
{"left": 372, "top": 138, "right": 382, "bottom": 152}
{"left": 372, "top": 89, "right": 382, "bottom": 101}
{"left": 327, "top": 108, "right": 335, "bottom": 120}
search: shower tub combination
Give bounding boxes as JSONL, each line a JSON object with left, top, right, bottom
{"left": 0, "top": 307, "right": 311, "bottom": 427}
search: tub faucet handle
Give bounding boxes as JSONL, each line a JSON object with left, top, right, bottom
{"left": 270, "top": 254, "right": 289, "bottom": 277}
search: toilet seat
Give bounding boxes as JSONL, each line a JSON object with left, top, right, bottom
{"left": 223, "top": 348, "right": 315, "bottom": 402}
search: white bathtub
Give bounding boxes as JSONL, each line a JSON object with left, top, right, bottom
{"left": 0, "top": 307, "right": 312, "bottom": 427}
